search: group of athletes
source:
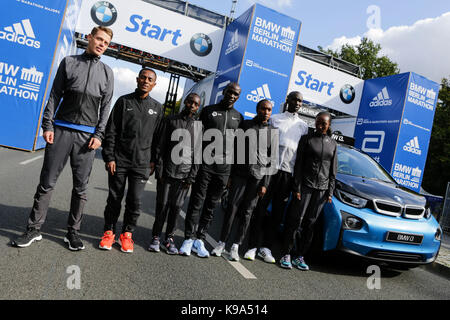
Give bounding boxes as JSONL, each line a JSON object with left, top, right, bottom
{"left": 12, "top": 26, "right": 337, "bottom": 271}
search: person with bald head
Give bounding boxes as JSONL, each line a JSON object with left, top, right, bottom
{"left": 180, "top": 82, "right": 244, "bottom": 257}
{"left": 244, "top": 91, "right": 308, "bottom": 263}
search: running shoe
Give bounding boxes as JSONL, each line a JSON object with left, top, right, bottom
{"left": 148, "top": 236, "right": 160, "bottom": 252}
{"left": 192, "top": 239, "right": 209, "bottom": 258}
{"left": 163, "top": 237, "right": 178, "bottom": 255}
{"left": 179, "top": 239, "right": 194, "bottom": 256}
{"left": 244, "top": 248, "right": 257, "bottom": 261}
{"left": 280, "top": 254, "right": 292, "bottom": 269}
{"left": 211, "top": 241, "right": 226, "bottom": 257}
{"left": 99, "top": 230, "right": 115, "bottom": 250}
{"left": 292, "top": 256, "right": 310, "bottom": 271}
{"left": 13, "top": 228, "right": 42, "bottom": 248}
{"left": 119, "top": 232, "right": 134, "bottom": 253}
{"left": 257, "top": 247, "right": 275, "bottom": 263}
{"left": 229, "top": 244, "right": 240, "bottom": 261}
{"left": 64, "top": 230, "right": 85, "bottom": 251}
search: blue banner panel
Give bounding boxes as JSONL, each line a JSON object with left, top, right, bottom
{"left": 391, "top": 72, "right": 439, "bottom": 192}
{"left": 35, "top": 0, "right": 81, "bottom": 150}
{"left": 353, "top": 73, "right": 410, "bottom": 171}
{"left": 0, "top": 0, "right": 66, "bottom": 150}
{"left": 237, "top": 4, "right": 301, "bottom": 118}
{"left": 209, "top": 6, "right": 254, "bottom": 106}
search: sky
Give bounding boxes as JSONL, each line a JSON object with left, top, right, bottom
{"left": 102, "top": 0, "right": 450, "bottom": 106}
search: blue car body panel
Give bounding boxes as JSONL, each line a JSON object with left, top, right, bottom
{"left": 320, "top": 144, "right": 441, "bottom": 265}
{"left": 322, "top": 186, "right": 441, "bottom": 264}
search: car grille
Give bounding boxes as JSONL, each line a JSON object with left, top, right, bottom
{"left": 372, "top": 199, "right": 402, "bottom": 217}
{"left": 368, "top": 250, "right": 425, "bottom": 263}
{"left": 404, "top": 205, "right": 425, "bottom": 219}
{"left": 372, "top": 199, "right": 425, "bottom": 219}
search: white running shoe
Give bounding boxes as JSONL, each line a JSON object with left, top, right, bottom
{"left": 258, "top": 247, "right": 276, "bottom": 263}
{"left": 211, "top": 241, "right": 226, "bottom": 257}
{"left": 244, "top": 248, "right": 257, "bottom": 261}
{"left": 229, "top": 244, "right": 240, "bottom": 261}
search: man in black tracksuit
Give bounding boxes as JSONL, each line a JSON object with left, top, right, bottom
{"left": 13, "top": 26, "right": 114, "bottom": 251}
{"left": 179, "top": 82, "right": 244, "bottom": 257}
{"left": 99, "top": 68, "right": 162, "bottom": 253}
{"left": 211, "top": 99, "right": 277, "bottom": 261}
{"left": 148, "top": 93, "right": 202, "bottom": 254}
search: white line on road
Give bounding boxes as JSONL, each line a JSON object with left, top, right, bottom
{"left": 20, "top": 155, "right": 44, "bottom": 165}
{"left": 180, "top": 210, "right": 257, "bottom": 279}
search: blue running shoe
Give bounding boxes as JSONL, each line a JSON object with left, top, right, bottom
{"left": 163, "top": 237, "right": 178, "bottom": 255}
{"left": 279, "top": 254, "right": 292, "bottom": 269}
{"left": 179, "top": 239, "right": 195, "bottom": 256}
{"left": 292, "top": 256, "right": 309, "bottom": 271}
{"left": 148, "top": 236, "right": 160, "bottom": 252}
{"left": 192, "top": 239, "right": 210, "bottom": 258}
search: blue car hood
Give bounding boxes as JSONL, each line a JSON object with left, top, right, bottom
{"left": 336, "top": 173, "right": 426, "bottom": 207}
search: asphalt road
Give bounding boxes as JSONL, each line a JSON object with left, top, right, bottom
{"left": 0, "top": 146, "right": 449, "bottom": 301}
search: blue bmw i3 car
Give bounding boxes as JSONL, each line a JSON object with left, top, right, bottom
{"left": 321, "top": 143, "right": 442, "bottom": 267}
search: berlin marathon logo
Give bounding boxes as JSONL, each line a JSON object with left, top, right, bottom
{"left": 0, "top": 19, "right": 40, "bottom": 49}
{"left": 252, "top": 17, "right": 296, "bottom": 53}
{"left": 0, "top": 61, "right": 43, "bottom": 101}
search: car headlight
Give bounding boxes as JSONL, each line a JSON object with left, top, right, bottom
{"left": 335, "top": 189, "right": 368, "bottom": 208}
{"left": 341, "top": 211, "right": 364, "bottom": 230}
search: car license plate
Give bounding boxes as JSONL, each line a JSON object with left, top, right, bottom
{"left": 385, "top": 232, "right": 423, "bottom": 245}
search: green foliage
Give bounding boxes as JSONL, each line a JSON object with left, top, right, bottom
{"left": 318, "top": 38, "right": 400, "bottom": 80}
{"left": 422, "top": 77, "right": 450, "bottom": 195}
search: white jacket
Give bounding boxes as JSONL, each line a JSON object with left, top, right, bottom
{"left": 269, "top": 111, "right": 308, "bottom": 175}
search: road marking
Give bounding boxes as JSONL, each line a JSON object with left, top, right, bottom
{"left": 20, "top": 155, "right": 43, "bottom": 165}
{"left": 180, "top": 210, "right": 257, "bottom": 279}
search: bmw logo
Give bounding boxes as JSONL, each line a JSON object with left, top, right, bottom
{"left": 91, "top": 1, "right": 117, "bottom": 27}
{"left": 339, "top": 84, "right": 355, "bottom": 104}
{"left": 190, "top": 33, "right": 213, "bottom": 57}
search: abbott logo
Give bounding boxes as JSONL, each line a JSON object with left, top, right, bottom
{"left": 403, "top": 136, "right": 422, "bottom": 155}
{"left": 361, "top": 130, "right": 385, "bottom": 153}
{"left": 246, "top": 84, "right": 274, "bottom": 104}
{"left": 369, "top": 87, "right": 392, "bottom": 107}
{"left": 0, "top": 19, "right": 40, "bottom": 49}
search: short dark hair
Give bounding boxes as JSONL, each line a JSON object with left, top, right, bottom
{"left": 185, "top": 92, "right": 200, "bottom": 101}
{"left": 316, "top": 111, "right": 332, "bottom": 136}
{"left": 91, "top": 26, "right": 113, "bottom": 40}
{"left": 256, "top": 99, "right": 272, "bottom": 110}
{"left": 138, "top": 67, "right": 157, "bottom": 79}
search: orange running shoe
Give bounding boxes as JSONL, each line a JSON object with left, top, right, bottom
{"left": 119, "top": 232, "right": 134, "bottom": 253}
{"left": 99, "top": 230, "right": 115, "bottom": 250}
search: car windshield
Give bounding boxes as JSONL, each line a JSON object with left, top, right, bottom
{"left": 337, "top": 146, "right": 395, "bottom": 183}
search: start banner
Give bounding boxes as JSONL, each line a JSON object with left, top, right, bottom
{"left": 76, "top": 0, "right": 225, "bottom": 72}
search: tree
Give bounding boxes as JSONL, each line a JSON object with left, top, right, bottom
{"left": 318, "top": 37, "right": 400, "bottom": 80}
{"left": 422, "top": 76, "right": 450, "bottom": 196}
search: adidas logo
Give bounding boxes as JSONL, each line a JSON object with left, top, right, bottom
{"left": 225, "top": 29, "right": 239, "bottom": 55}
{"left": 369, "top": 87, "right": 392, "bottom": 107}
{"left": 403, "top": 136, "right": 422, "bottom": 155}
{"left": 0, "top": 19, "right": 40, "bottom": 49}
{"left": 246, "top": 84, "right": 274, "bottom": 104}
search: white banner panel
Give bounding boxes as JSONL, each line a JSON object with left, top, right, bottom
{"left": 76, "top": 0, "right": 224, "bottom": 71}
{"left": 288, "top": 56, "right": 364, "bottom": 116}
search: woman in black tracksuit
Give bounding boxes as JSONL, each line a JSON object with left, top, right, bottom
{"left": 279, "top": 111, "right": 337, "bottom": 271}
